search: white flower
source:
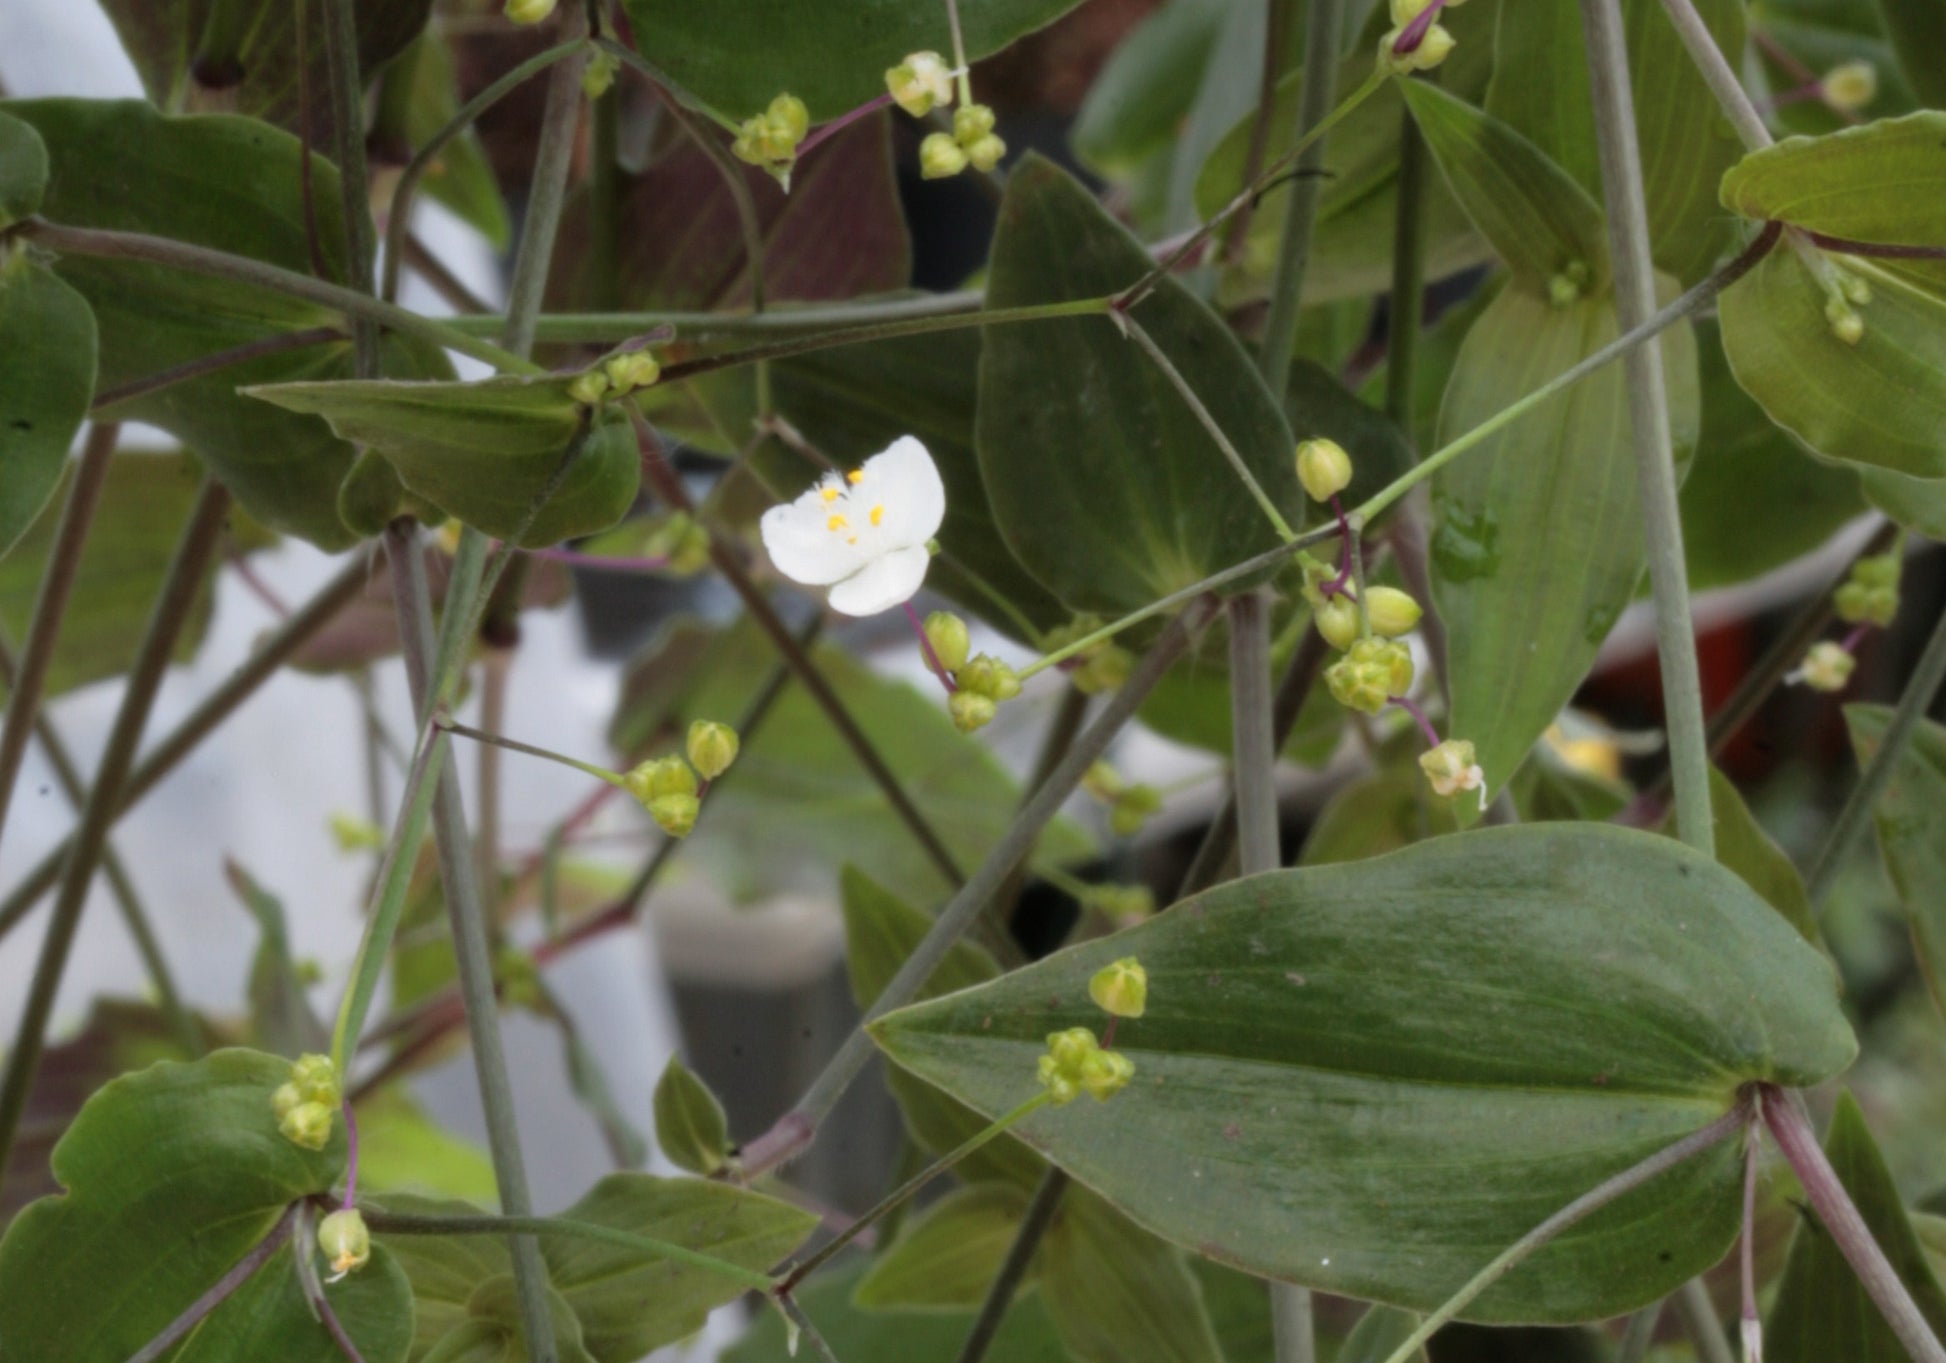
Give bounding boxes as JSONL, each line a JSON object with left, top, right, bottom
{"left": 1419, "top": 738, "right": 1487, "bottom": 810}
{"left": 887, "top": 51, "right": 956, "bottom": 118}
{"left": 1787, "top": 640, "right": 1855, "bottom": 694}
{"left": 760, "top": 436, "right": 946, "bottom": 616}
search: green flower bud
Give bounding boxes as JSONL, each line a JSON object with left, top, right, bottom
{"left": 1315, "top": 594, "right": 1362, "bottom": 651}
{"left": 1793, "top": 641, "right": 1855, "bottom": 694}
{"left": 1837, "top": 554, "right": 1900, "bottom": 627}
{"left": 1419, "top": 738, "right": 1486, "bottom": 808}
{"left": 1079, "top": 1046, "right": 1136, "bottom": 1101}
{"left": 505, "top": 0, "right": 557, "bottom": 23}
{"left": 603, "top": 350, "right": 661, "bottom": 394}
{"left": 949, "top": 689, "right": 998, "bottom": 733}
{"left": 767, "top": 93, "right": 810, "bottom": 146}
{"left": 1547, "top": 272, "right": 1582, "bottom": 308}
{"left": 964, "top": 133, "right": 1008, "bottom": 173}
{"left": 581, "top": 49, "right": 620, "bottom": 101}
{"left": 271, "top": 1082, "right": 303, "bottom": 1121}
{"left": 953, "top": 104, "right": 997, "bottom": 144}
{"left": 1037, "top": 1052, "right": 1081, "bottom": 1105}
{"left": 1853, "top": 553, "right": 1900, "bottom": 589}
{"left": 649, "top": 793, "right": 700, "bottom": 839}
{"left": 1326, "top": 638, "right": 1414, "bottom": 715}
{"left": 1089, "top": 956, "right": 1148, "bottom": 1019}
{"left": 886, "top": 51, "right": 954, "bottom": 118}
{"left": 1109, "top": 784, "right": 1162, "bottom": 838}
{"left": 567, "top": 370, "right": 610, "bottom": 406}
{"left": 1086, "top": 883, "right": 1156, "bottom": 922}
{"left": 318, "top": 1208, "right": 371, "bottom": 1281}
{"left": 1072, "top": 644, "right": 1133, "bottom": 695}
{"left": 1037, "top": 1027, "right": 1134, "bottom": 1104}
{"left": 623, "top": 755, "right": 699, "bottom": 807}
{"left": 291, "top": 1053, "right": 341, "bottom": 1105}
{"left": 686, "top": 720, "right": 740, "bottom": 780}
{"left": 958, "top": 654, "right": 1022, "bottom": 702}
{"left": 1390, "top": 0, "right": 1436, "bottom": 23}
{"left": 1820, "top": 59, "right": 1877, "bottom": 110}
{"left": 280, "top": 1100, "right": 334, "bottom": 1151}
{"left": 1295, "top": 437, "right": 1353, "bottom": 503}
{"left": 1082, "top": 761, "right": 1125, "bottom": 803}
{"left": 923, "top": 611, "right": 972, "bottom": 674}
{"left": 1825, "top": 294, "right": 1865, "bottom": 346}
{"left": 1381, "top": 22, "right": 1457, "bottom": 72}
{"left": 1365, "top": 586, "right": 1424, "bottom": 638}
{"left": 920, "top": 131, "right": 969, "bottom": 179}
{"left": 328, "top": 811, "right": 385, "bottom": 853}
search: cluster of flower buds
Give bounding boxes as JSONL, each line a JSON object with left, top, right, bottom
{"left": 1821, "top": 267, "right": 1872, "bottom": 346}
{"left": 1042, "top": 616, "right": 1135, "bottom": 695}
{"left": 271, "top": 1053, "right": 342, "bottom": 1152}
{"left": 1836, "top": 552, "right": 1900, "bottom": 628}
{"left": 1038, "top": 1027, "right": 1136, "bottom": 1104}
{"left": 504, "top": 0, "right": 556, "bottom": 24}
{"left": 884, "top": 48, "right": 1005, "bottom": 180}
{"left": 641, "top": 510, "right": 712, "bottom": 577}
{"left": 1381, "top": 0, "right": 1464, "bottom": 72}
{"left": 568, "top": 347, "right": 662, "bottom": 407}
{"left": 619, "top": 720, "right": 738, "bottom": 838}
{"left": 318, "top": 1208, "right": 372, "bottom": 1282}
{"left": 1083, "top": 762, "right": 1164, "bottom": 837}
{"left": 732, "top": 93, "right": 812, "bottom": 186}
{"left": 1326, "top": 637, "right": 1416, "bottom": 716}
{"left": 928, "top": 619, "right": 1022, "bottom": 733}
{"left": 886, "top": 51, "right": 955, "bottom": 117}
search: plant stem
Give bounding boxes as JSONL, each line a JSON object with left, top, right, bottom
{"left": 362, "top": 1210, "right": 775, "bottom": 1291}
{"left": 127, "top": 1204, "right": 298, "bottom": 1363}
{"left": 0, "top": 479, "right": 229, "bottom": 1175}
{"left": 1580, "top": 0, "right": 1715, "bottom": 857}
{"left": 1123, "top": 314, "right": 1296, "bottom": 543}
{"left": 321, "top": 0, "right": 377, "bottom": 375}
{"left": 1762, "top": 1089, "right": 1946, "bottom": 1363}
{"left": 1805, "top": 596, "right": 1946, "bottom": 906}
{"left": 1654, "top": 0, "right": 1772, "bottom": 151}
{"left": 1616, "top": 1302, "right": 1664, "bottom": 1363}
{"left": 990, "top": 683, "right": 1091, "bottom": 958}
{"left": 1220, "top": 0, "right": 1294, "bottom": 265}
{"left": 1377, "top": 1101, "right": 1748, "bottom": 1363}
{"left": 91, "top": 329, "right": 345, "bottom": 410}
{"left": 1674, "top": 1277, "right": 1736, "bottom": 1363}
{"left": 503, "top": 13, "right": 589, "bottom": 359}
{"left": 0, "top": 555, "right": 367, "bottom": 942}
{"left": 1258, "top": 0, "right": 1345, "bottom": 398}
{"left": 738, "top": 598, "right": 1219, "bottom": 1178}
{"left": 0, "top": 422, "right": 118, "bottom": 850}
{"left": 439, "top": 291, "right": 986, "bottom": 342}
{"left": 777, "top": 1293, "right": 845, "bottom": 1363}
{"left": 953, "top": 1168, "right": 1069, "bottom": 1363}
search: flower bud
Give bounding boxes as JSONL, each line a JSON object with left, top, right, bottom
{"left": 1295, "top": 438, "right": 1352, "bottom": 503}
{"left": 567, "top": 370, "right": 610, "bottom": 406}
{"left": 924, "top": 611, "right": 972, "bottom": 674}
{"left": 958, "top": 654, "right": 1022, "bottom": 702}
{"left": 291, "top": 1053, "right": 341, "bottom": 1105}
{"left": 686, "top": 721, "right": 740, "bottom": 780}
{"left": 1083, "top": 761, "right": 1124, "bottom": 802}
{"left": 280, "top": 1100, "right": 333, "bottom": 1151}
{"left": 953, "top": 104, "right": 997, "bottom": 144}
{"left": 328, "top": 811, "right": 384, "bottom": 853}
{"left": 1315, "top": 594, "right": 1362, "bottom": 650}
{"left": 649, "top": 793, "right": 700, "bottom": 839}
{"left": 603, "top": 350, "right": 661, "bottom": 394}
{"left": 949, "top": 690, "right": 998, "bottom": 733}
{"left": 1089, "top": 956, "right": 1148, "bottom": 1019}
{"left": 1791, "top": 640, "right": 1855, "bottom": 693}
{"left": 581, "top": 49, "right": 620, "bottom": 101}
{"left": 1037, "top": 1026, "right": 1099, "bottom": 1105}
{"left": 1087, "top": 883, "right": 1156, "bottom": 922}
{"left": 318, "top": 1209, "right": 371, "bottom": 1281}
{"left": 964, "top": 133, "right": 1007, "bottom": 173}
{"left": 1382, "top": 22, "right": 1457, "bottom": 71}
{"left": 1547, "top": 272, "right": 1582, "bottom": 308}
{"left": 1079, "top": 1047, "right": 1136, "bottom": 1101}
{"left": 1072, "top": 644, "right": 1133, "bottom": 695}
{"left": 1820, "top": 60, "right": 1877, "bottom": 112}
{"left": 1419, "top": 738, "right": 1487, "bottom": 809}
{"left": 623, "top": 755, "right": 699, "bottom": 807}
{"left": 920, "top": 131, "right": 969, "bottom": 179}
{"left": 1836, "top": 553, "right": 1900, "bottom": 627}
{"left": 1825, "top": 294, "right": 1865, "bottom": 346}
{"left": 505, "top": 0, "right": 557, "bottom": 23}
{"left": 886, "top": 51, "right": 954, "bottom": 117}
{"left": 770, "top": 92, "right": 810, "bottom": 143}
{"left": 1390, "top": 0, "right": 1437, "bottom": 23}
{"left": 271, "top": 1082, "right": 303, "bottom": 1120}
{"left": 1326, "top": 638, "right": 1414, "bottom": 715}
{"left": 1109, "top": 784, "right": 1162, "bottom": 838}
{"left": 1365, "top": 586, "right": 1424, "bottom": 638}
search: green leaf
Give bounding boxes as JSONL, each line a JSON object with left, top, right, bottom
{"left": 1860, "top": 466, "right": 1946, "bottom": 538}
{"left": 174, "top": 1241, "right": 415, "bottom": 1363}
{"left": 425, "top": 1275, "right": 597, "bottom": 1363}
{"left": 1766, "top": 1091, "right": 1946, "bottom": 1362}
{"left": 1873, "top": 0, "right": 1946, "bottom": 108}
{"left": 1071, "top": 0, "right": 1230, "bottom": 178}
{"left": 872, "top": 825, "right": 1856, "bottom": 1322}
{"left": 976, "top": 154, "right": 1300, "bottom": 614}
{"left": 0, "top": 109, "right": 48, "bottom": 229}
{"left": 1040, "top": 1191, "right": 1223, "bottom": 1363}
{"left": 0, "top": 1049, "right": 408, "bottom": 1362}
{"left": 1681, "top": 319, "right": 1864, "bottom": 590}
{"left": 371, "top": 1195, "right": 510, "bottom": 1358}
{"left": 3, "top": 98, "right": 453, "bottom": 548}
{"left": 1721, "top": 113, "right": 1946, "bottom": 249}
{"left": 0, "top": 258, "right": 96, "bottom": 558}
{"left": 1299, "top": 764, "right": 1460, "bottom": 865}
{"left": 347, "top": 1090, "right": 497, "bottom": 1203}
{"left": 652, "top": 1055, "right": 731, "bottom": 1177}
{"left": 245, "top": 380, "right": 639, "bottom": 546}
{"left": 618, "top": 0, "right": 1083, "bottom": 120}
{"left": 1717, "top": 243, "right": 1946, "bottom": 477}
{"left": 1845, "top": 705, "right": 1946, "bottom": 1022}
{"left": 1400, "top": 81, "right": 1611, "bottom": 298}
{"left": 1339, "top": 1305, "right": 1428, "bottom": 1363}
{"left": 1705, "top": 766, "right": 1821, "bottom": 944}
{"left": 1432, "top": 282, "right": 1699, "bottom": 800}
{"left": 225, "top": 859, "right": 329, "bottom": 1058}
{"left": 724, "top": 1263, "right": 1071, "bottom": 1363}
{"left": 854, "top": 1183, "right": 1034, "bottom": 1310}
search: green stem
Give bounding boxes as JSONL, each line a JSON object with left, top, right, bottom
{"left": 1122, "top": 313, "right": 1296, "bottom": 543}
{"left": 439, "top": 715, "right": 626, "bottom": 789}
{"left": 322, "top": 0, "right": 377, "bottom": 376}
{"left": 128, "top": 1205, "right": 297, "bottom": 1363}
{"left": 1616, "top": 1303, "right": 1664, "bottom": 1363}
{"left": 0, "top": 557, "right": 368, "bottom": 944}
{"left": 739, "top": 598, "right": 1218, "bottom": 1179}
{"left": 776, "top": 1294, "right": 844, "bottom": 1363}
{"left": 1653, "top": 0, "right": 1772, "bottom": 151}
{"left": 1806, "top": 597, "right": 1946, "bottom": 906}
{"left": 1377, "top": 1102, "right": 1748, "bottom": 1363}
{"left": 952, "top": 1167, "right": 1069, "bottom": 1363}
{"left": 91, "top": 329, "right": 345, "bottom": 410}
{"left": 439, "top": 291, "right": 986, "bottom": 342}
{"left": 363, "top": 1210, "right": 774, "bottom": 1292}
{"left": 1673, "top": 1278, "right": 1736, "bottom": 1363}
{"left": 0, "top": 422, "right": 118, "bottom": 848}
{"left": 189, "top": 0, "right": 251, "bottom": 89}
{"left": 0, "top": 479, "right": 230, "bottom": 1175}
{"left": 502, "top": 14, "right": 589, "bottom": 360}
{"left": 1257, "top": 0, "right": 1345, "bottom": 399}
{"left": 17, "top": 219, "right": 540, "bottom": 374}
{"left": 1580, "top": 0, "right": 1713, "bottom": 856}
{"left": 1219, "top": 0, "right": 1294, "bottom": 265}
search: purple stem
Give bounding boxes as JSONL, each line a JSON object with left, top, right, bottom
{"left": 1389, "top": 693, "right": 1443, "bottom": 749}
{"left": 514, "top": 544, "right": 671, "bottom": 574}
{"left": 904, "top": 600, "right": 958, "bottom": 693}
{"left": 797, "top": 93, "right": 897, "bottom": 159}
{"left": 1843, "top": 623, "right": 1873, "bottom": 654}
{"left": 1804, "top": 230, "right": 1946, "bottom": 260}
{"left": 1763, "top": 1088, "right": 1946, "bottom": 1363}
{"left": 1741, "top": 1117, "right": 1761, "bottom": 1362}
{"left": 340, "top": 1100, "right": 360, "bottom": 1209}
{"left": 316, "top": 1288, "right": 369, "bottom": 1363}
{"left": 127, "top": 1205, "right": 297, "bottom": 1363}
{"left": 1394, "top": 0, "right": 1449, "bottom": 54}
{"left": 1320, "top": 496, "right": 1355, "bottom": 598}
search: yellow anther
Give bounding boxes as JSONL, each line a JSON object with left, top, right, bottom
{"left": 847, "top": 469, "right": 865, "bottom": 485}
{"left": 870, "top": 504, "right": 885, "bottom": 526}
{"left": 820, "top": 486, "right": 839, "bottom": 504}
{"left": 827, "top": 514, "right": 848, "bottom": 532}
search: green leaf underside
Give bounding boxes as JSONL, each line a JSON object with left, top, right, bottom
{"left": 1433, "top": 282, "right": 1699, "bottom": 802}
{"left": 872, "top": 825, "right": 1854, "bottom": 1322}
{"left": 618, "top": 0, "right": 1086, "bottom": 120}
{"left": 1720, "top": 112, "right": 1946, "bottom": 250}
{"left": 1846, "top": 705, "right": 1946, "bottom": 1025}
{"left": 1860, "top": 464, "right": 1946, "bottom": 539}
{"left": 977, "top": 154, "right": 1301, "bottom": 614}
{"left": 0, "top": 108, "right": 49, "bottom": 229}
{"left": 854, "top": 1183, "right": 1034, "bottom": 1310}
{"left": 1040, "top": 1191, "right": 1225, "bottom": 1363}
{"left": 1767, "top": 1091, "right": 1946, "bottom": 1363}
{"left": 0, "top": 260, "right": 98, "bottom": 559}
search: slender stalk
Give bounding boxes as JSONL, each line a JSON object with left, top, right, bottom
{"left": 438, "top": 291, "right": 987, "bottom": 343}
{"left": 476, "top": 649, "right": 509, "bottom": 921}
{"left": 1220, "top": 0, "right": 1294, "bottom": 265}
{"left": 1377, "top": 1102, "right": 1748, "bottom": 1363}
{"left": 1258, "top": 0, "right": 1345, "bottom": 398}
{"left": 0, "top": 556, "right": 367, "bottom": 943}
{"left": 953, "top": 1167, "right": 1069, "bottom": 1363}
{"left": 321, "top": 0, "right": 377, "bottom": 375}
{"left": 1123, "top": 314, "right": 1295, "bottom": 543}
{"left": 1580, "top": 0, "right": 1714, "bottom": 856}
{"left": 0, "top": 422, "right": 118, "bottom": 849}
{"left": 1674, "top": 1277, "right": 1737, "bottom": 1363}
{"left": 776, "top": 1294, "right": 844, "bottom": 1363}
{"left": 502, "top": 12, "right": 589, "bottom": 359}
{"left": 1741, "top": 1123, "right": 1761, "bottom": 1363}
{"left": 1763, "top": 1090, "right": 1946, "bottom": 1363}
{"left": 1805, "top": 597, "right": 1946, "bottom": 906}
{"left": 91, "top": 330, "right": 344, "bottom": 410}
{"left": 739, "top": 599, "right": 1218, "bottom": 1178}
{"left": 362, "top": 1210, "right": 774, "bottom": 1291}
{"left": 1654, "top": 0, "right": 1772, "bottom": 151}
{"left": 127, "top": 1205, "right": 298, "bottom": 1363}
{"left": 1616, "top": 1302, "right": 1664, "bottom": 1363}
{"left": 0, "top": 480, "right": 230, "bottom": 1175}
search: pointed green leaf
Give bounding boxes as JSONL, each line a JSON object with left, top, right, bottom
{"left": 430, "top": 1275, "right": 596, "bottom": 1363}
{"left": 1041, "top": 1192, "right": 1223, "bottom": 1363}
{"left": 1433, "top": 283, "right": 1699, "bottom": 799}
{"left": 369, "top": 1194, "right": 510, "bottom": 1357}
{"left": 1400, "top": 81, "right": 1611, "bottom": 298}
{"left": 1767, "top": 1091, "right": 1946, "bottom": 1362}
{"left": 725, "top": 1264, "right": 1071, "bottom": 1363}
{"left": 174, "top": 1242, "right": 415, "bottom": 1363}
{"left": 347, "top": 1091, "right": 497, "bottom": 1203}
{"left": 1721, "top": 113, "right": 1946, "bottom": 250}
{"left": 1845, "top": 705, "right": 1946, "bottom": 1022}
{"left": 245, "top": 380, "right": 639, "bottom": 546}
{"left": 854, "top": 1183, "right": 1034, "bottom": 1310}
{"left": 1072, "top": 0, "right": 1230, "bottom": 178}
{"left": 618, "top": 0, "right": 1084, "bottom": 120}
{"left": 977, "top": 154, "right": 1300, "bottom": 614}
{"left": 652, "top": 1055, "right": 731, "bottom": 1177}
{"left": 0, "top": 258, "right": 96, "bottom": 559}
{"left": 0, "top": 109, "right": 48, "bottom": 229}
{"left": 1705, "top": 767, "right": 1820, "bottom": 943}
{"left": 872, "top": 825, "right": 1855, "bottom": 1322}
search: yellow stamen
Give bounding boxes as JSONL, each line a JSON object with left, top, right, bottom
{"left": 870, "top": 504, "right": 885, "bottom": 526}
{"left": 819, "top": 486, "right": 839, "bottom": 504}
{"left": 847, "top": 469, "right": 865, "bottom": 485}
{"left": 827, "top": 514, "right": 848, "bottom": 532}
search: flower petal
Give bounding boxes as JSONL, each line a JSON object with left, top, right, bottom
{"left": 826, "top": 543, "right": 932, "bottom": 616}
{"left": 761, "top": 501, "right": 871, "bottom": 586}
{"left": 860, "top": 436, "right": 946, "bottom": 546}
